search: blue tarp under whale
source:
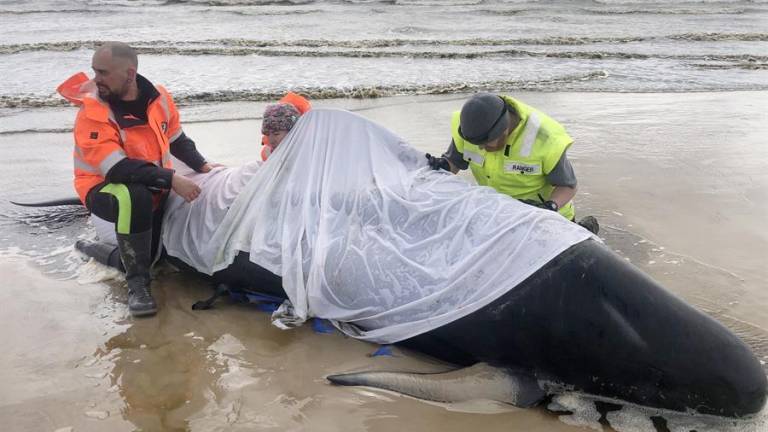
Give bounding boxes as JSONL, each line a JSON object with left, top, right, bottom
{"left": 162, "top": 109, "right": 593, "bottom": 343}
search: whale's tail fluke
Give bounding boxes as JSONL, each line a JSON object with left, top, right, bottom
{"left": 327, "top": 362, "right": 547, "bottom": 408}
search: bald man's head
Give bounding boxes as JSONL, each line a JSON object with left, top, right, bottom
{"left": 91, "top": 42, "right": 138, "bottom": 102}
{"left": 97, "top": 42, "right": 138, "bottom": 68}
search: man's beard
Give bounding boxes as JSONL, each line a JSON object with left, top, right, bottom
{"left": 104, "top": 91, "right": 124, "bottom": 104}
{"left": 97, "top": 86, "right": 112, "bottom": 101}
{"left": 99, "top": 79, "right": 130, "bottom": 103}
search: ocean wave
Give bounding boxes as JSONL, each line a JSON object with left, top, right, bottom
{"left": 168, "top": 71, "right": 612, "bottom": 101}
{"left": 162, "top": 0, "right": 316, "bottom": 5}
{"left": 216, "top": 7, "right": 320, "bottom": 15}
{"left": 211, "top": 36, "right": 648, "bottom": 47}
{"left": 0, "top": 37, "right": 651, "bottom": 55}
{"left": 392, "top": 0, "right": 485, "bottom": 5}
{"left": 4, "top": 41, "right": 765, "bottom": 64}
{"left": 4, "top": 32, "right": 767, "bottom": 56}
{"left": 141, "top": 47, "right": 768, "bottom": 63}
{"left": 580, "top": 7, "right": 750, "bottom": 15}
{"left": 670, "top": 32, "right": 768, "bottom": 41}
{"left": 0, "top": 40, "right": 133, "bottom": 55}
{"left": 132, "top": 46, "right": 531, "bottom": 59}
{"left": 0, "top": 71, "right": 608, "bottom": 111}
{"left": 0, "top": 0, "right": 172, "bottom": 10}
{"left": 0, "top": 96, "right": 70, "bottom": 109}
{"left": 0, "top": 0, "right": 317, "bottom": 10}
{"left": 475, "top": 8, "right": 528, "bottom": 16}
{"left": 0, "top": 8, "right": 108, "bottom": 15}
{"left": 0, "top": 43, "right": 521, "bottom": 58}
{"left": 693, "top": 61, "right": 768, "bottom": 70}
{"left": 544, "top": 52, "right": 768, "bottom": 62}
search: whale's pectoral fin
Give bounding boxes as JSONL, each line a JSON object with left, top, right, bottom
{"left": 327, "top": 362, "right": 547, "bottom": 408}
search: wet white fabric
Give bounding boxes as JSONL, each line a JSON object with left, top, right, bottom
{"left": 163, "top": 161, "right": 263, "bottom": 271}
{"left": 162, "top": 109, "right": 592, "bottom": 344}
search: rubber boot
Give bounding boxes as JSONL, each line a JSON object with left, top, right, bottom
{"left": 75, "top": 240, "right": 125, "bottom": 272}
{"left": 116, "top": 230, "right": 158, "bottom": 317}
{"left": 577, "top": 215, "right": 600, "bottom": 235}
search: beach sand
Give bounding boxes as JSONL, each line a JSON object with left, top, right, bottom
{"left": 0, "top": 91, "right": 766, "bottom": 431}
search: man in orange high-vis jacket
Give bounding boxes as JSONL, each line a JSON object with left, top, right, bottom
{"left": 260, "top": 92, "right": 311, "bottom": 160}
{"left": 60, "top": 42, "right": 218, "bottom": 317}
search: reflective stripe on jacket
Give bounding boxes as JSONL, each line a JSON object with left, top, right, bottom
{"left": 452, "top": 95, "right": 575, "bottom": 220}
{"left": 58, "top": 72, "right": 180, "bottom": 203}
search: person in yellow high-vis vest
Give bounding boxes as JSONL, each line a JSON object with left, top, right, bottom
{"left": 426, "top": 93, "right": 598, "bottom": 234}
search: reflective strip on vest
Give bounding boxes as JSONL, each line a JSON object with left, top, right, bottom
{"left": 74, "top": 155, "right": 99, "bottom": 174}
{"left": 99, "top": 149, "right": 127, "bottom": 176}
{"left": 158, "top": 92, "right": 171, "bottom": 121}
{"left": 519, "top": 112, "right": 541, "bottom": 157}
{"left": 161, "top": 150, "right": 171, "bottom": 167}
{"left": 159, "top": 91, "right": 182, "bottom": 143}
{"left": 463, "top": 149, "right": 485, "bottom": 165}
{"left": 169, "top": 127, "right": 183, "bottom": 143}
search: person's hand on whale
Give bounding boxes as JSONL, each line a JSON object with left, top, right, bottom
{"left": 199, "top": 162, "right": 225, "bottom": 173}
{"left": 519, "top": 198, "right": 557, "bottom": 211}
{"left": 425, "top": 153, "right": 451, "bottom": 171}
{"left": 172, "top": 173, "right": 201, "bottom": 202}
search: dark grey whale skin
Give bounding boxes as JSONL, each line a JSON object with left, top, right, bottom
{"left": 170, "top": 239, "right": 768, "bottom": 418}
{"left": 396, "top": 239, "right": 767, "bottom": 418}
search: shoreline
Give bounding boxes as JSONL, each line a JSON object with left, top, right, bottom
{"left": 3, "top": 90, "right": 767, "bottom": 135}
{"left": 1, "top": 90, "right": 766, "bottom": 431}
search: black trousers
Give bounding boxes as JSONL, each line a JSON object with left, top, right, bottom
{"left": 85, "top": 182, "right": 165, "bottom": 255}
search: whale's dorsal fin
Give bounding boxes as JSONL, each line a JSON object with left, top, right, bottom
{"left": 327, "top": 362, "right": 546, "bottom": 408}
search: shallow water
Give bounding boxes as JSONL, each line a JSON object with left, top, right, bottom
{"left": 1, "top": 91, "right": 766, "bottom": 431}
{"left": 1, "top": 0, "right": 767, "bottom": 118}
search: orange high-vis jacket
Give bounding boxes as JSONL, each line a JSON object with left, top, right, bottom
{"left": 260, "top": 92, "right": 311, "bottom": 161}
{"left": 58, "top": 72, "right": 182, "bottom": 204}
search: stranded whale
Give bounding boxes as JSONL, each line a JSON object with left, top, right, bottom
{"left": 328, "top": 239, "right": 767, "bottom": 417}
{"left": 49, "top": 109, "right": 767, "bottom": 418}
{"left": 200, "top": 237, "right": 767, "bottom": 418}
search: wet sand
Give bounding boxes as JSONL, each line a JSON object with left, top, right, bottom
{"left": 1, "top": 91, "right": 766, "bottom": 431}
{"left": 0, "top": 260, "right": 132, "bottom": 431}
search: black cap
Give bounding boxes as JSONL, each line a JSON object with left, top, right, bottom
{"left": 459, "top": 93, "right": 510, "bottom": 144}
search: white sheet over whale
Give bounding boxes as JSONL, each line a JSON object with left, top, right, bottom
{"left": 162, "top": 109, "right": 592, "bottom": 343}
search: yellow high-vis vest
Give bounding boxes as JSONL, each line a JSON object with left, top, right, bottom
{"left": 451, "top": 95, "right": 575, "bottom": 220}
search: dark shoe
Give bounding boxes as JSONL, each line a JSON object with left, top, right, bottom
{"left": 75, "top": 239, "right": 124, "bottom": 272}
{"left": 127, "top": 276, "right": 158, "bottom": 317}
{"left": 578, "top": 215, "right": 600, "bottom": 235}
{"left": 116, "top": 230, "right": 158, "bottom": 317}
